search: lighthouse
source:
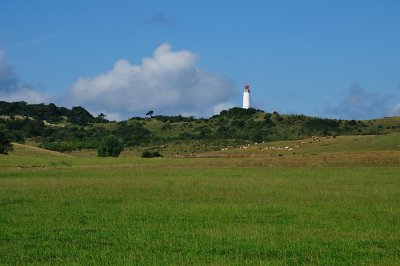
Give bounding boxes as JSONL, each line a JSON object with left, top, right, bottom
{"left": 243, "top": 83, "right": 251, "bottom": 109}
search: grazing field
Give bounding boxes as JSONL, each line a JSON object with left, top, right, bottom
{"left": 1, "top": 141, "right": 400, "bottom": 264}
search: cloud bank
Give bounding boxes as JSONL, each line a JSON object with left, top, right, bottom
{"left": 0, "top": 50, "right": 47, "bottom": 103}
{"left": 64, "top": 43, "right": 237, "bottom": 119}
{"left": 146, "top": 12, "right": 174, "bottom": 26}
{"left": 325, "top": 83, "right": 398, "bottom": 120}
{"left": 390, "top": 102, "right": 400, "bottom": 116}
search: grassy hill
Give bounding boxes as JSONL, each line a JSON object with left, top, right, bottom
{"left": 2, "top": 101, "right": 400, "bottom": 156}
{"left": 1, "top": 134, "right": 400, "bottom": 264}
{"left": 4, "top": 132, "right": 400, "bottom": 169}
{"left": 10, "top": 143, "right": 72, "bottom": 157}
{"left": 2, "top": 104, "right": 400, "bottom": 264}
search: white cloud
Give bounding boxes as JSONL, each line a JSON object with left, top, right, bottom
{"left": 0, "top": 50, "right": 47, "bottom": 103}
{"left": 390, "top": 102, "right": 400, "bottom": 116}
{"left": 325, "top": 84, "right": 391, "bottom": 120}
{"left": 0, "top": 87, "right": 47, "bottom": 103}
{"left": 64, "top": 43, "right": 238, "bottom": 119}
{"left": 213, "top": 102, "right": 235, "bottom": 115}
{"left": 104, "top": 112, "right": 124, "bottom": 122}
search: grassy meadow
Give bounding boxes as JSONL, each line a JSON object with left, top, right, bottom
{"left": 1, "top": 137, "right": 400, "bottom": 265}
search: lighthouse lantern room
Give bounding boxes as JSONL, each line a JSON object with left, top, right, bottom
{"left": 242, "top": 83, "right": 251, "bottom": 109}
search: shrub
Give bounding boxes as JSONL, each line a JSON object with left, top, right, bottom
{"left": 68, "top": 106, "right": 94, "bottom": 126}
{"left": 97, "top": 135, "right": 124, "bottom": 157}
{"left": 113, "top": 122, "right": 152, "bottom": 146}
{"left": 0, "top": 126, "right": 13, "bottom": 154}
{"left": 304, "top": 118, "right": 340, "bottom": 132}
{"left": 141, "top": 151, "right": 163, "bottom": 158}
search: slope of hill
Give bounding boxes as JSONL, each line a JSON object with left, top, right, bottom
{"left": 209, "top": 133, "right": 400, "bottom": 155}
{"left": 3, "top": 133, "right": 399, "bottom": 170}
{"left": 1, "top": 101, "right": 400, "bottom": 155}
{"left": 10, "top": 143, "right": 72, "bottom": 157}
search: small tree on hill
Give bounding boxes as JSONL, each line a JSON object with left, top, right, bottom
{"left": 0, "top": 126, "right": 13, "bottom": 154}
{"left": 146, "top": 110, "right": 154, "bottom": 118}
{"left": 96, "top": 113, "right": 108, "bottom": 123}
{"left": 97, "top": 135, "right": 124, "bottom": 157}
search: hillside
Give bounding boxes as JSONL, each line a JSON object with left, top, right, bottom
{"left": 1, "top": 101, "right": 400, "bottom": 155}
{"left": 10, "top": 142, "right": 72, "bottom": 157}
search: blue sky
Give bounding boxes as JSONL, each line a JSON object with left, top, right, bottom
{"left": 1, "top": 0, "right": 400, "bottom": 120}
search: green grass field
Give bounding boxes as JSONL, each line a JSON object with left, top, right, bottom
{"left": 1, "top": 137, "right": 400, "bottom": 265}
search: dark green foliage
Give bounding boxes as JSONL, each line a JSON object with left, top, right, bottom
{"left": 141, "top": 150, "right": 162, "bottom": 158}
{"left": 216, "top": 107, "right": 258, "bottom": 119}
{"left": 303, "top": 118, "right": 340, "bottom": 132}
{"left": 0, "top": 101, "right": 97, "bottom": 125}
{"left": 68, "top": 106, "right": 94, "bottom": 126}
{"left": 0, "top": 101, "right": 68, "bottom": 123}
{"left": 179, "top": 132, "right": 197, "bottom": 140}
{"left": 2, "top": 117, "right": 44, "bottom": 139}
{"left": 197, "top": 125, "right": 212, "bottom": 138}
{"left": 113, "top": 122, "right": 152, "bottom": 147}
{"left": 146, "top": 110, "right": 154, "bottom": 117}
{"left": 215, "top": 125, "right": 231, "bottom": 138}
{"left": 128, "top": 116, "right": 145, "bottom": 121}
{"left": 230, "top": 119, "right": 246, "bottom": 128}
{"left": 0, "top": 125, "right": 13, "bottom": 154}
{"left": 273, "top": 111, "right": 283, "bottom": 121}
{"left": 249, "top": 129, "right": 265, "bottom": 142}
{"left": 39, "top": 125, "right": 103, "bottom": 151}
{"left": 286, "top": 114, "right": 307, "bottom": 123}
{"left": 97, "top": 135, "right": 124, "bottom": 157}
{"left": 95, "top": 113, "right": 108, "bottom": 123}
{"left": 264, "top": 114, "right": 276, "bottom": 127}
{"left": 154, "top": 115, "right": 195, "bottom": 123}
{"left": 347, "top": 120, "right": 357, "bottom": 126}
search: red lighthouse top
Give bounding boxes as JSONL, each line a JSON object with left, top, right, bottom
{"left": 244, "top": 83, "right": 250, "bottom": 92}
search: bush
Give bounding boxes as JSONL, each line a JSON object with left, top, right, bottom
{"left": 113, "top": 122, "right": 152, "bottom": 146}
{"left": 0, "top": 126, "right": 13, "bottom": 154}
{"left": 218, "top": 107, "right": 257, "bottom": 119}
{"left": 304, "top": 118, "right": 340, "bottom": 132}
{"left": 68, "top": 106, "right": 94, "bottom": 126}
{"left": 97, "top": 135, "right": 124, "bottom": 157}
{"left": 141, "top": 151, "right": 163, "bottom": 158}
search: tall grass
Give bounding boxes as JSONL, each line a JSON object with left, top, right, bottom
{"left": 1, "top": 155, "right": 399, "bottom": 264}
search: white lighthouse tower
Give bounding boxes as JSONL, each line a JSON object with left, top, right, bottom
{"left": 243, "top": 83, "right": 251, "bottom": 109}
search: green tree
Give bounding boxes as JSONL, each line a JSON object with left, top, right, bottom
{"left": 0, "top": 126, "right": 13, "bottom": 154}
{"left": 95, "top": 113, "right": 108, "bottom": 123}
{"left": 97, "top": 135, "right": 124, "bottom": 157}
{"left": 264, "top": 113, "right": 275, "bottom": 127}
{"left": 68, "top": 106, "right": 94, "bottom": 126}
{"left": 141, "top": 150, "right": 162, "bottom": 158}
{"left": 146, "top": 110, "right": 154, "bottom": 118}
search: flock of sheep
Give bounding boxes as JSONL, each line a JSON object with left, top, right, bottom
{"left": 221, "top": 136, "right": 330, "bottom": 153}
